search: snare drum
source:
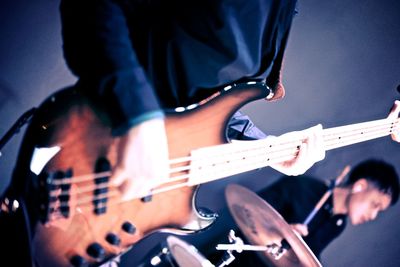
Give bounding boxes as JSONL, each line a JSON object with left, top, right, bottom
{"left": 140, "top": 236, "right": 214, "bottom": 267}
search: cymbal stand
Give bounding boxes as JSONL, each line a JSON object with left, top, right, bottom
{"left": 215, "top": 229, "right": 275, "bottom": 266}
{"left": 214, "top": 230, "right": 240, "bottom": 267}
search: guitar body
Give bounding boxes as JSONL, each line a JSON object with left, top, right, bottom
{"left": 7, "top": 84, "right": 268, "bottom": 266}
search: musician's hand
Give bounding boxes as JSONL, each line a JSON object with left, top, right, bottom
{"left": 290, "top": 224, "right": 309, "bottom": 237}
{"left": 387, "top": 100, "right": 400, "bottom": 142}
{"left": 269, "top": 124, "right": 325, "bottom": 176}
{"left": 112, "top": 118, "right": 169, "bottom": 201}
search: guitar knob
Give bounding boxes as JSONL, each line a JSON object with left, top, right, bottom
{"left": 70, "top": 255, "right": 88, "bottom": 267}
{"left": 86, "top": 242, "right": 105, "bottom": 260}
{"left": 106, "top": 233, "right": 121, "bottom": 246}
{"left": 121, "top": 221, "right": 136, "bottom": 234}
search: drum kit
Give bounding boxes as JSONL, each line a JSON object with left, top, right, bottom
{"left": 141, "top": 184, "right": 322, "bottom": 267}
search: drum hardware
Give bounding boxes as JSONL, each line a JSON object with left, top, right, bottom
{"left": 216, "top": 230, "right": 289, "bottom": 261}
{"left": 148, "top": 246, "right": 171, "bottom": 266}
{"left": 264, "top": 239, "right": 290, "bottom": 260}
{"left": 0, "top": 197, "right": 20, "bottom": 213}
{"left": 144, "top": 232, "right": 250, "bottom": 267}
{"left": 214, "top": 230, "right": 241, "bottom": 267}
{"left": 0, "top": 107, "right": 36, "bottom": 266}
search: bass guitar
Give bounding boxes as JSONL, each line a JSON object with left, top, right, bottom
{"left": 2, "top": 81, "right": 398, "bottom": 266}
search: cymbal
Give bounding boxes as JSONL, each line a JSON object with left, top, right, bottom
{"left": 225, "top": 184, "right": 322, "bottom": 267}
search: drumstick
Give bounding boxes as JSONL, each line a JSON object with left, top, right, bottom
{"left": 302, "top": 165, "right": 350, "bottom": 226}
{"left": 279, "top": 166, "right": 351, "bottom": 252}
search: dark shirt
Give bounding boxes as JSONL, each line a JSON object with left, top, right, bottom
{"left": 228, "top": 112, "right": 268, "bottom": 141}
{"left": 60, "top": 0, "right": 298, "bottom": 134}
{"left": 209, "top": 176, "right": 347, "bottom": 266}
{"left": 259, "top": 176, "right": 347, "bottom": 258}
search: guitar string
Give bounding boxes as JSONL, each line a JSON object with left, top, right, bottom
{"left": 46, "top": 123, "right": 399, "bottom": 215}
{"left": 47, "top": 121, "right": 398, "bottom": 202}
{"left": 47, "top": 146, "right": 302, "bottom": 211}
{"left": 49, "top": 119, "right": 399, "bottom": 187}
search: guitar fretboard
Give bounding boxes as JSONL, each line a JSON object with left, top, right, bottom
{"left": 187, "top": 117, "right": 399, "bottom": 186}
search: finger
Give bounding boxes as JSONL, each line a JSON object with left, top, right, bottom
{"left": 310, "top": 124, "right": 325, "bottom": 161}
{"left": 389, "top": 101, "right": 400, "bottom": 140}
{"left": 110, "top": 168, "right": 133, "bottom": 199}
{"left": 391, "top": 133, "right": 400, "bottom": 142}
{"left": 294, "top": 141, "right": 311, "bottom": 174}
{"left": 120, "top": 181, "right": 141, "bottom": 202}
{"left": 301, "top": 227, "right": 309, "bottom": 236}
{"left": 297, "top": 224, "right": 309, "bottom": 236}
{"left": 151, "top": 152, "right": 170, "bottom": 183}
{"left": 387, "top": 100, "right": 400, "bottom": 119}
{"left": 292, "top": 224, "right": 308, "bottom": 236}
{"left": 111, "top": 168, "right": 126, "bottom": 187}
{"left": 118, "top": 179, "right": 136, "bottom": 202}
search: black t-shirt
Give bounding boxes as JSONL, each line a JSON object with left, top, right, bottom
{"left": 259, "top": 176, "right": 347, "bottom": 258}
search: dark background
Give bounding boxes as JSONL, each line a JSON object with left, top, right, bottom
{"left": 0, "top": 1, "right": 399, "bottom": 266}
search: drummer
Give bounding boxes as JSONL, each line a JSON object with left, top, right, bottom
{"left": 209, "top": 159, "right": 399, "bottom": 266}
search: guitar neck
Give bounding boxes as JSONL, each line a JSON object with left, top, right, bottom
{"left": 186, "top": 117, "right": 398, "bottom": 186}
{"left": 323, "top": 117, "right": 396, "bottom": 150}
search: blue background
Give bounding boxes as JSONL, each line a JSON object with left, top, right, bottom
{"left": 0, "top": 1, "right": 399, "bottom": 266}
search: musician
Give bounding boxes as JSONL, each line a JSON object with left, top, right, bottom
{"left": 208, "top": 159, "right": 399, "bottom": 266}
{"left": 58, "top": 2, "right": 400, "bottom": 266}
{"left": 59, "top": 0, "right": 327, "bottom": 202}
